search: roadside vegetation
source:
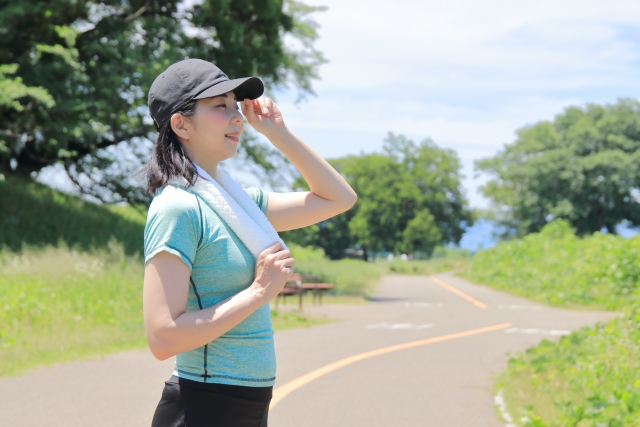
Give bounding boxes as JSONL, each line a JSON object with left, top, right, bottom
{"left": 462, "top": 220, "right": 640, "bottom": 310}
{"left": 497, "top": 308, "right": 640, "bottom": 427}
{"left": 463, "top": 221, "right": 640, "bottom": 426}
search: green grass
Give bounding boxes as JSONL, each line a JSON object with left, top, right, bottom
{"left": 269, "top": 309, "right": 335, "bottom": 330}
{"left": 461, "top": 220, "right": 640, "bottom": 310}
{"left": 0, "top": 244, "right": 338, "bottom": 377}
{"left": 289, "top": 244, "right": 382, "bottom": 298}
{"left": 463, "top": 221, "right": 640, "bottom": 426}
{"left": 0, "top": 244, "right": 146, "bottom": 377}
{"left": 0, "top": 176, "right": 146, "bottom": 255}
{"left": 383, "top": 257, "right": 469, "bottom": 276}
{"left": 496, "top": 308, "right": 640, "bottom": 427}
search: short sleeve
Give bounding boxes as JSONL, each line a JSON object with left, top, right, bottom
{"left": 144, "top": 186, "right": 201, "bottom": 271}
{"left": 243, "top": 188, "right": 268, "bottom": 214}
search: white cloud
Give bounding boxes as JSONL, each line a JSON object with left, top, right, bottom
{"left": 272, "top": 0, "right": 640, "bottom": 208}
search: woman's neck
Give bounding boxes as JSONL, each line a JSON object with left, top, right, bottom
{"left": 195, "top": 160, "right": 218, "bottom": 180}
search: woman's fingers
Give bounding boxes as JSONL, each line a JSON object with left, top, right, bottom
{"left": 261, "top": 242, "right": 283, "bottom": 255}
{"left": 249, "top": 97, "right": 277, "bottom": 118}
{"left": 255, "top": 97, "right": 273, "bottom": 117}
{"left": 242, "top": 99, "right": 257, "bottom": 122}
{"left": 278, "top": 258, "right": 295, "bottom": 271}
{"left": 274, "top": 249, "right": 291, "bottom": 260}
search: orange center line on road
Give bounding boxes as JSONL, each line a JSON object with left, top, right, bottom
{"left": 270, "top": 322, "right": 513, "bottom": 409}
{"left": 428, "top": 275, "right": 489, "bottom": 309}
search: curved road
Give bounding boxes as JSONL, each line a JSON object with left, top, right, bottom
{"left": 0, "top": 273, "right": 617, "bottom": 426}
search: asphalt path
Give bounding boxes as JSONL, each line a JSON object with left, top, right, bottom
{"left": 0, "top": 273, "right": 618, "bottom": 426}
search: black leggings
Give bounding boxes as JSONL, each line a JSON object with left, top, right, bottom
{"left": 151, "top": 376, "right": 272, "bottom": 427}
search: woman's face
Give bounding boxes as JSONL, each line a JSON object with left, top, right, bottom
{"left": 173, "top": 91, "right": 244, "bottom": 166}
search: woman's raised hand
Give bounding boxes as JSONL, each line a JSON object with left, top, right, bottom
{"left": 241, "top": 97, "right": 286, "bottom": 137}
{"left": 251, "top": 242, "right": 295, "bottom": 301}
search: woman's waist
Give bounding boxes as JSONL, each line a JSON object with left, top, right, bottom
{"left": 166, "top": 375, "right": 272, "bottom": 402}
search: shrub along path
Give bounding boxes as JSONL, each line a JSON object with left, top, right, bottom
{"left": 0, "top": 273, "right": 616, "bottom": 427}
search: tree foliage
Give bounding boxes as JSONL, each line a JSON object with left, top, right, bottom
{"left": 283, "top": 133, "right": 473, "bottom": 259}
{"left": 477, "top": 99, "right": 640, "bottom": 237}
{"left": 0, "top": 0, "right": 325, "bottom": 203}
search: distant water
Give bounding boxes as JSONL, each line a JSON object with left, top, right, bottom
{"left": 458, "top": 219, "right": 499, "bottom": 252}
{"left": 459, "top": 219, "right": 639, "bottom": 253}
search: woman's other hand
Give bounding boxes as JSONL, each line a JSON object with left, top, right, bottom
{"left": 251, "top": 242, "right": 295, "bottom": 301}
{"left": 241, "top": 97, "right": 286, "bottom": 137}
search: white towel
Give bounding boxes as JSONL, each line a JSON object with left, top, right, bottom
{"left": 170, "top": 164, "right": 287, "bottom": 259}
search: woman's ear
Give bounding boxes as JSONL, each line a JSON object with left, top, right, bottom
{"left": 170, "top": 114, "right": 190, "bottom": 141}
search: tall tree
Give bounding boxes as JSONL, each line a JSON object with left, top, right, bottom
{"left": 477, "top": 98, "right": 640, "bottom": 237}
{"left": 283, "top": 133, "right": 473, "bottom": 259}
{"left": 0, "top": 0, "right": 325, "bottom": 203}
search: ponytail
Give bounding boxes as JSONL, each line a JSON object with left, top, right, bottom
{"left": 141, "top": 100, "right": 198, "bottom": 195}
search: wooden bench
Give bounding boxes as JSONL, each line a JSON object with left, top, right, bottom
{"left": 275, "top": 273, "right": 335, "bottom": 310}
{"left": 275, "top": 276, "right": 304, "bottom": 310}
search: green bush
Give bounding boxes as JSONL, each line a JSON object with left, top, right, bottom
{"left": 498, "top": 308, "right": 640, "bottom": 427}
{"left": 462, "top": 220, "right": 640, "bottom": 310}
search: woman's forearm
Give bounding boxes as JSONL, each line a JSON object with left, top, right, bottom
{"left": 267, "top": 128, "right": 357, "bottom": 206}
{"left": 149, "top": 285, "right": 268, "bottom": 360}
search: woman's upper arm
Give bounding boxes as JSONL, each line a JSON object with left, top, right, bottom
{"left": 143, "top": 252, "right": 191, "bottom": 352}
{"left": 265, "top": 191, "right": 354, "bottom": 232}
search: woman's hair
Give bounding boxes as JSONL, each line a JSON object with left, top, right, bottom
{"left": 141, "top": 100, "right": 198, "bottom": 195}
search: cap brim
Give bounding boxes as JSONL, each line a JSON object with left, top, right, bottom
{"left": 193, "top": 77, "right": 264, "bottom": 101}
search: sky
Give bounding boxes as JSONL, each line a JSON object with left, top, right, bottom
{"left": 268, "top": 0, "right": 640, "bottom": 209}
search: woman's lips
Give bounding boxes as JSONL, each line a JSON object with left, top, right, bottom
{"left": 225, "top": 133, "right": 239, "bottom": 142}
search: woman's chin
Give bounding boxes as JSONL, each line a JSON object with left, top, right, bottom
{"left": 222, "top": 146, "right": 239, "bottom": 160}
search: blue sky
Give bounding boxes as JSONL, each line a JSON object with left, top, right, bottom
{"left": 266, "top": 0, "right": 640, "bottom": 209}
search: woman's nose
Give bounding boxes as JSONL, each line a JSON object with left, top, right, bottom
{"left": 231, "top": 109, "right": 243, "bottom": 124}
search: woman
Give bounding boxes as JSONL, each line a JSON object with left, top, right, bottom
{"left": 142, "top": 58, "right": 357, "bottom": 427}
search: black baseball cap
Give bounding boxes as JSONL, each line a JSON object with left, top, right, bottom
{"left": 148, "top": 59, "right": 264, "bottom": 131}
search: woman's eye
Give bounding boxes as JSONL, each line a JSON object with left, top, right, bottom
{"left": 216, "top": 104, "right": 226, "bottom": 108}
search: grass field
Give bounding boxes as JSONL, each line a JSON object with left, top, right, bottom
{"left": 463, "top": 221, "right": 640, "bottom": 426}
{"left": 0, "top": 245, "right": 336, "bottom": 377}
{"left": 0, "top": 244, "right": 145, "bottom": 377}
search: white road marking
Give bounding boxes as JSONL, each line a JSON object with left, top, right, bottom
{"left": 504, "top": 327, "right": 571, "bottom": 336}
{"left": 498, "top": 304, "right": 549, "bottom": 311}
{"left": 367, "top": 323, "right": 434, "bottom": 330}
{"left": 494, "top": 389, "right": 516, "bottom": 427}
{"left": 403, "top": 302, "right": 444, "bottom": 308}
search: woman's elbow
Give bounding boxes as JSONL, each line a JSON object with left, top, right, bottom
{"left": 340, "top": 191, "right": 358, "bottom": 212}
{"left": 145, "top": 325, "right": 178, "bottom": 360}
{"left": 147, "top": 338, "right": 175, "bottom": 361}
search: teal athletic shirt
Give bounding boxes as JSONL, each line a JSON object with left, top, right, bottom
{"left": 144, "top": 184, "right": 276, "bottom": 387}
